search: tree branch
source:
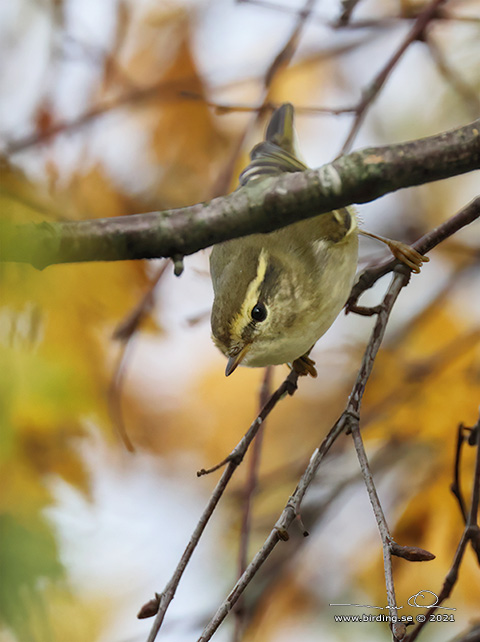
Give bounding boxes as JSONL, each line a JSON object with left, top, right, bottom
{"left": 2, "top": 119, "right": 479, "bottom": 269}
{"left": 233, "top": 366, "right": 272, "bottom": 641}
{"left": 340, "top": 0, "right": 447, "bottom": 153}
{"left": 140, "top": 370, "right": 299, "bottom": 640}
{"left": 405, "top": 411, "right": 480, "bottom": 642}
{"left": 347, "top": 196, "right": 480, "bottom": 310}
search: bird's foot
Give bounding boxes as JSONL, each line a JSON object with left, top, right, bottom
{"left": 359, "top": 229, "right": 429, "bottom": 273}
{"left": 385, "top": 239, "right": 429, "bottom": 273}
{"left": 291, "top": 354, "right": 318, "bottom": 378}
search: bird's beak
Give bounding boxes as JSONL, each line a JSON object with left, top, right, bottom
{"left": 225, "top": 345, "right": 249, "bottom": 377}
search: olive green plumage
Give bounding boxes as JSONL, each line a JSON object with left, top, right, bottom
{"left": 210, "top": 103, "right": 358, "bottom": 376}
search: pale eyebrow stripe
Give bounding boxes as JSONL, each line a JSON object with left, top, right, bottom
{"left": 229, "top": 248, "right": 268, "bottom": 338}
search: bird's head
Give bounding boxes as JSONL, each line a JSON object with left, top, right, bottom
{"left": 210, "top": 242, "right": 310, "bottom": 375}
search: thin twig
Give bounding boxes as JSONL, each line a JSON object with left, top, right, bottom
{"left": 233, "top": 367, "right": 272, "bottom": 642}
{"left": 112, "top": 263, "right": 168, "bottom": 342}
{"left": 451, "top": 424, "right": 469, "bottom": 522}
{"left": 340, "top": 0, "right": 447, "bottom": 154}
{"left": 211, "top": 0, "right": 317, "bottom": 198}
{"left": 180, "top": 93, "right": 356, "bottom": 117}
{"left": 337, "top": 0, "right": 363, "bottom": 26}
{"left": 108, "top": 262, "right": 168, "bottom": 451}
{"left": 238, "top": 0, "right": 480, "bottom": 27}
{"left": 347, "top": 197, "right": 480, "bottom": 311}
{"left": 388, "top": 259, "right": 479, "bottom": 347}
{"left": 405, "top": 411, "right": 480, "bottom": 642}
{"left": 449, "top": 418, "right": 480, "bottom": 563}
{"left": 4, "top": 76, "right": 205, "bottom": 155}
{"left": 141, "top": 370, "right": 298, "bottom": 641}
{"left": 358, "top": 327, "right": 480, "bottom": 433}
{"left": 107, "top": 338, "right": 137, "bottom": 453}
{"left": 426, "top": 34, "right": 480, "bottom": 119}
{"left": 5, "top": 25, "right": 365, "bottom": 158}
{"left": 264, "top": 0, "right": 316, "bottom": 87}
{"left": 349, "top": 414, "right": 403, "bottom": 641}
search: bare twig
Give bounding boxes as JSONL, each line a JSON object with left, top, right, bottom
{"left": 4, "top": 76, "right": 202, "bottom": 155}
{"left": 388, "top": 259, "right": 479, "bottom": 347}
{"left": 451, "top": 423, "right": 469, "bottom": 523}
{"left": 181, "top": 93, "right": 355, "bottom": 116}
{"left": 211, "top": 0, "right": 317, "bottom": 198}
{"left": 405, "top": 411, "right": 480, "bottom": 642}
{"left": 337, "top": 0, "right": 363, "bottom": 26}
{"left": 347, "top": 197, "right": 480, "bottom": 311}
{"left": 450, "top": 419, "right": 480, "bottom": 563}
{"left": 233, "top": 367, "right": 272, "bottom": 642}
{"left": 426, "top": 34, "right": 480, "bottom": 119}
{"left": 107, "top": 338, "right": 137, "bottom": 453}
{"left": 340, "top": 0, "right": 447, "bottom": 154}
{"left": 358, "top": 326, "right": 480, "bottom": 435}
{"left": 350, "top": 421, "right": 403, "bottom": 638}
{"left": 238, "top": 0, "right": 480, "bottom": 27}
{"left": 112, "top": 262, "right": 168, "bottom": 342}
{"left": 263, "top": 0, "right": 316, "bottom": 87}
{"left": 141, "top": 370, "right": 298, "bottom": 641}
{"left": 347, "top": 405, "right": 435, "bottom": 640}
{"left": 107, "top": 261, "right": 169, "bottom": 451}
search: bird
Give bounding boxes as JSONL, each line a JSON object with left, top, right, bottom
{"left": 210, "top": 103, "right": 427, "bottom": 377}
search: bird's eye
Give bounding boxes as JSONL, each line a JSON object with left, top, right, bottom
{"left": 251, "top": 303, "right": 267, "bottom": 322}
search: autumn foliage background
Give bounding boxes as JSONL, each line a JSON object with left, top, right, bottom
{"left": 1, "top": 1, "right": 480, "bottom": 641}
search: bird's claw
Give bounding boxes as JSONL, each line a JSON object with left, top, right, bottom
{"left": 291, "top": 354, "right": 318, "bottom": 378}
{"left": 386, "top": 240, "right": 429, "bottom": 273}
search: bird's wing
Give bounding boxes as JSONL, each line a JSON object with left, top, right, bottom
{"left": 240, "top": 103, "right": 307, "bottom": 185}
{"left": 239, "top": 141, "right": 307, "bottom": 185}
